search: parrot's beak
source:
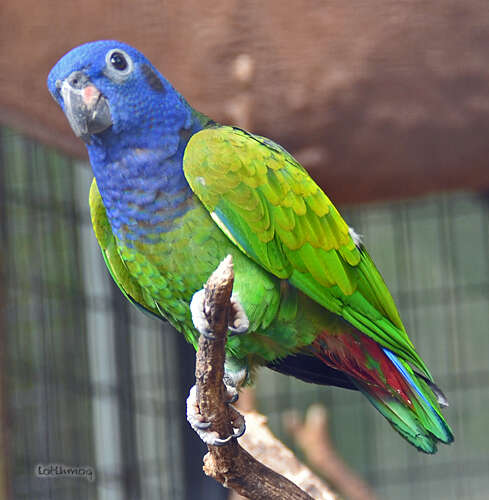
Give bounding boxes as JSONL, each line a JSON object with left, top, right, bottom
{"left": 56, "top": 71, "right": 112, "bottom": 143}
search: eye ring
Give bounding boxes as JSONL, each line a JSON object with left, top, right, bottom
{"left": 104, "top": 48, "right": 133, "bottom": 82}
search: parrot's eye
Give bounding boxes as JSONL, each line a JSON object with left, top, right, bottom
{"left": 104, "top": 48, "right": 134, "bottom": 83}
{"left": 110, "top": 52, "right": 127, "bottom": 71}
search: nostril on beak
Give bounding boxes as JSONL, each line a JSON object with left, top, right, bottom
{"left": 67, "top": 71, "right": 89, "bottom": 90}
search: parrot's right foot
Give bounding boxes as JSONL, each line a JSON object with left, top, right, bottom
{"left": 190, "top": 289, "right": 249, "bottom": 340}
{"left": 186, "top": 385, "right": 246, "bottom": 446}
{"left": 228, "top": 294, "right": 249, "bottom": 336}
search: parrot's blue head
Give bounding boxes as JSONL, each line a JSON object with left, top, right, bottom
{"left": 48, "top": 40, "right": 193, "bottom": 159}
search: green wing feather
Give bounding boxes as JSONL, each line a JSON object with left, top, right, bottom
{"left": 183, "top": 126, "right": 430, "bottom": 378}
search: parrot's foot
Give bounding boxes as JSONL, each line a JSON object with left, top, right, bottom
{"left": 223, "top": 362, "right": 248, "bottom": 403}
{"left": 228, "top": 294, "right": 249, "bottom": 336}
{"left": 190, "top": 289, "right": 214, "bottom": 338}
{"left": 190, "top": 289, "right": 249, "bottom": 339}
{"left": 186, "top": 385, "right": 246, "bottom": 446}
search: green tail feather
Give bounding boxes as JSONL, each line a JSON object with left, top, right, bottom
{"left": 352, "top": 355, "right": 454, "bottom": 453}
{"left": 360, "top": 388, "right": 440, "bottom": 453}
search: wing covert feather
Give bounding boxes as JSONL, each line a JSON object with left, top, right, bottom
{"left": 183, "top": 126, "right": 430, "bottom": 377}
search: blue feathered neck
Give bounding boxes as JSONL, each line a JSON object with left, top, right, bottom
{"left": 87, "top": 94, "right": 205, "bottom": 244}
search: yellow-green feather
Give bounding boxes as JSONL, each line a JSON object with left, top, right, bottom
{"left": 183, "top": 126, "right": 431, "bottom": 378}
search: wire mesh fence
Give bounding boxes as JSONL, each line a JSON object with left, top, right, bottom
{"left": 1, "top": 125, "right": 488, "bottom": 499}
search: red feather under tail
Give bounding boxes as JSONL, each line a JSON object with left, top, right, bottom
{"left": 312, "top": 329, "right": 454, "bottom": 453}
{"left": 312, "top": 330, "right": 414, "bottom": 406}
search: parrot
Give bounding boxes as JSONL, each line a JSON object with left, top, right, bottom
{"left": 47, "top": 40, "right": 453, "bottom": 453}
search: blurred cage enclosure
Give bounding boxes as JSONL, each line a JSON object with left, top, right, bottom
{"left": 1, "top": 2, "right": 489, "bottom": 500}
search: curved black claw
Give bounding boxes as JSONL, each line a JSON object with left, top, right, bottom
{"left": 210, "top": 418, "right": 246, "bottom": 446}
{"left": 233, "top": 418, "right": 246, "bottom": 439}
{"left": 193, "top": 420, "right": 212, "bottom": 430}
{"left": 226, "top": 392, "right": 239, "bottom": 404}
{"left": 228, "top": 330, "right": 245, "bottom": 337}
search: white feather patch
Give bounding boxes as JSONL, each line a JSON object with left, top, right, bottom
{"left": 348, "top": 226, "right": 363, "bottom": 247}
{"left": 210, "top": 211, "right": 246, "bottom": 253}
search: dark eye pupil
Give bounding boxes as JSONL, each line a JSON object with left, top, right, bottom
{"left": 110, "top": 52, "right": 127, "bottom": 71}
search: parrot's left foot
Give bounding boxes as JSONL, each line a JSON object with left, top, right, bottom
{"left": 190, "top": 289, "right": 249, "bottom": 339}
{"left": 186, "top": 385, "right": 246, "bottom": 446}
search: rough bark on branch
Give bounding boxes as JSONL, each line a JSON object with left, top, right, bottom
{"left": 193, "top": 255, "right": 335, "bottom": 500}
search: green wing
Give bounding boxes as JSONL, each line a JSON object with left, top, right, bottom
{"left": 89, "top": 178, "right": 163, "bottom": 320}
{"left": 183, "top": 126, "right": 430, "bottom": 378}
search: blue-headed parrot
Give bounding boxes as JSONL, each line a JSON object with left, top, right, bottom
{"left": 48, "top": 41, "right": 453, "bottom": 453}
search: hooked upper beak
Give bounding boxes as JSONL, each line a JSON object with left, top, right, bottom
{"left": 56, "top": 71, "right": 112, "bottom": 143}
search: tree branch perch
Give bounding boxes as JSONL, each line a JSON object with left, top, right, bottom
{"left": 191, "top": 255, "right": 335, "bottom": 499}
